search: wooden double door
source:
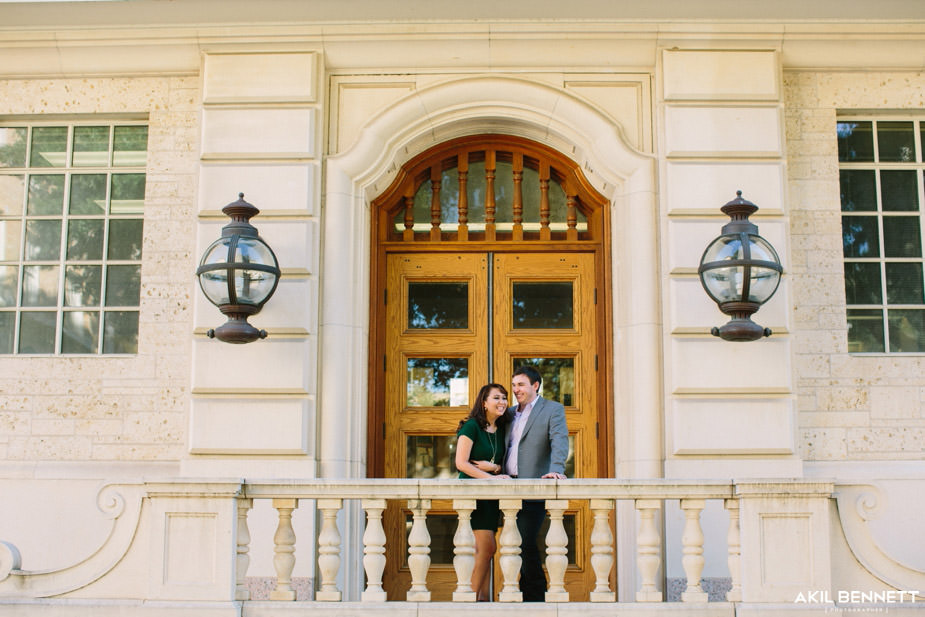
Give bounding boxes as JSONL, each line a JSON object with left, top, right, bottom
{"left": 380, "top": 250, "right": 609, "bottom": 600}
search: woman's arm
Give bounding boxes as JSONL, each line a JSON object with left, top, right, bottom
{"left": 455, "top": 435, "right": 502, "bottom": 479}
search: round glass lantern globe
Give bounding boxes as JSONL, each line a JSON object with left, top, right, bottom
{"left": 198, "top": 235, "right": 279, "bottom": 307}
{"left": 700, "top": 233, "right": 781, "bottom": 305}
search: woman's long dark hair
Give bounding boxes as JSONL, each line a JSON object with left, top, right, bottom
{"left": 458, "top": 383, "right": 512, "bottom": 431}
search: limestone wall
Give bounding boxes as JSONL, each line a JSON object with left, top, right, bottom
{"left": 786, "top": 71, "right": 925, "bottom": 461}
{"left": 0, "top": 76, "right": 199, "bottom": 465}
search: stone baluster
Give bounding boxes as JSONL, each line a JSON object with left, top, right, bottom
{"left": 452, "top": 499, "right": 477, "bottom": 602}
{"left": 406, "top": 499, "right": 431, "bottom": 601}
{"left": 234, "top": 497, "right": 253, "bottom": 601}
{"left": 316, "top": 498, "right": 342, "bottom": 601}
{"left": 361, "top": 498, "right": 387, "bottom": 602}
{"left": 680, "top": 499, "right": 708, "bottom": 602}
{"left": 270, "top": 498, "right": 298, "bottom": 601}
{"left": 497, "top": 499, "right": 523, "bottom": 602}
{"left": 725, "top": 498, "right": 743, "bottom": 602}
{"left": 589, "top": 499, "right": 615, "bottom": 601}
{"left": 635, "top": 499, "right": 662, "bottom": 602}
{"left": 544, "top": 500, "right": 569, "bottom": 602}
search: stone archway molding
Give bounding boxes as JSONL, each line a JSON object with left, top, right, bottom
{"left": 320, "top": 74, "right": 661, "bottom": 597}
{"left": 322, "top": 73, "right": 659, "bottom": 475}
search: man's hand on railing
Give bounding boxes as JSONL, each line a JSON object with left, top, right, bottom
{"left": 541, "top": 472, "right": 567, "bottom": 479}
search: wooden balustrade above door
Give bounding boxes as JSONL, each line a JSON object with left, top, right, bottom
{"left": 372, "top": 134, "right": 607, "bottom": 246}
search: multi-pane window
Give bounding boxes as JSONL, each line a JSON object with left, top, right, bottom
{"left": 0, "top": 122, "right": 147, "bottom": 354}
{"left": 838, "top": 118, "right": 925, "bottom": 352}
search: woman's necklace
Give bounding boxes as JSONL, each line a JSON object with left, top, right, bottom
{"left": 485, "top": 426, "right": 498, "bottom": 463}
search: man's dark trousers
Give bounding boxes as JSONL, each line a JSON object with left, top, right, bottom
{"left": 517, "top": 500, "right": 547, "bottom": 601}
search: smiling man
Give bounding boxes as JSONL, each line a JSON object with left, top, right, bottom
{"left": 503, "top": 365, "right": 569, "bottom": 601}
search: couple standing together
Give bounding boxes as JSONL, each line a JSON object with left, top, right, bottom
{"left": 454, "top": 365, "right": 569, "bottom": 602}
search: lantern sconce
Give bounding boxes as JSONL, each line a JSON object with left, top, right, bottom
{"left": 698, "top": 191, "right": 783, "bottom": 342}
{"left": 196, "top": 193, "right": 280, "bottom": 344}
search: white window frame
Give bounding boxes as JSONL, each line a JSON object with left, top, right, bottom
{"left": 839, "top": 115, "right": 925, "bottom": 354}
{"left": 0, "top": 119, "right": 147, "bottom": 355}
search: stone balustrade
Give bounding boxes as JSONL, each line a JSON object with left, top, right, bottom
{"left": 241, "top": 478, "right": 740, "bottom": 603}
{"left": 2, "top": 478, "right": 848, "bottom": 616}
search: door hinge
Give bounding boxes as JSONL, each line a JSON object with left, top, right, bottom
{"left": 594, "top": 354, "right": 598, "bottom": 371}
{"left": 383, "top": 422, "right": 386, "bottom": 439}
{"left": 384, "top": 288, "right": 387, "bottom": 305}
{"left": 383, "top": 355, "right": 387, "bottom": 372}
{"left": 595, "top": 422, "right": 599, "bottom": 439}
{"left": 594, "top": 288, "right": 597, "bottom": 305}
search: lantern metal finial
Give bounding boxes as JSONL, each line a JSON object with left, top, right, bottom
{"left": 698, "top": 191, "right": 783, "bottom": 342}
{"left": 196, "top": 193, "right": 280, "bottom": 344}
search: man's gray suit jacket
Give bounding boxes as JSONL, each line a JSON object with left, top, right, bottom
{"left": 505, "top": 396, "right": 569, "bottom": 478}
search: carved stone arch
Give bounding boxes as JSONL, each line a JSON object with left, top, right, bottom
{"left": 320, "top": 77, "right": 661, "bottom": 597}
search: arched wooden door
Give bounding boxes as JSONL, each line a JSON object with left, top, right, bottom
{"left": 369, "top": 135, "right": 613, "bottom": 601}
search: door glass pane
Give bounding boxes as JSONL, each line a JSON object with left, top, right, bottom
{"left": 65, "top": 265, "right": 101, "bottom": 307}
{"left": 0, "top": 175, "right": 24, "bottom": 216}
{"left": 408, "top": 282, "right": 468, "bottom": 329}
{"left": 61, "top": 310, "right": 99, "bottom": 354}
{"left": 880, "top": 170, "right": 918, "bottom": 211}
{"left": 886, "top": 263, "right": 924, "bottom": 304}
{"left": 466, "top": 160, "right": 486, "bottom": 225}
{"left": 66, "top": 219, "right": 104, "bottom": 260}
{"left": 844, "top": 262, "right": 882, "bottom": 305}
{"left": 404, "top": 514, "right": 456, "bottom": 566}
{"left": 839, "top": 170, "right": 876, "bottom": 212}
{"left": 877, "top": 121, "right": 915, "bottom": 162}
{"left": 73, "top": 126, "right": 110, "bottom": 167}
{"left": 847, "top": 309, "right": 884, "bottom": 352}
{"left": 69, "top": 174, "right": 107, "bottom": 215}
{"left": 494, "top": 159, "right": 513, "bottom": 226}
{"left": 522, "top": 165, "right": 540, "bottom": 223}
{"left": 113, "top": 126, "right": 148, "bottom": 167}
{"left": 512, "top": 282, "right": 573, "bottom": 329}
{"left": 27, "top": 174, "right": 65, "bottom": 215}
{"left": 24, "top": 220, "right": 62, "bottom": 261}
{"left": 0, "top": 312, "right": 13, "bottom": 353}
{"left": 21, "top": 265, "right": 58, "bottom": 306}
{"left": 842, "top": 216, "right": 880, "bottom": 258}
{"left": 512, "top": 357, "right": 576, "bottom": 406}
{"left": 0, "top": 127, "right": 27, "bottom": 168}
{"left": 888, "top": 309, "right": 925, "bottom": 352}
{"left": 883, "top": 217, "right": 922, "bottom": 258}
{"left": 838, "top": 121, "right": 874, "bottom": 162}
{"left": 406, "top": 435, "right": 458, "bottom": 478}
{"left": 30, "top": 127, "right": 67, "bottom": 167}
{"left": 440, "top": 167, "right": 459, "bottom": 227}
{"left": 548, "top": 178, "right": 567, "bottom": 225}
{"left": 102, "top": 310, "right": 138, "bottom": 353}
{"left": 406, "top": 357, "right": 468, "bottom": 407}
{"left": 18, "top": 311, "right": 56, "bottom": 353}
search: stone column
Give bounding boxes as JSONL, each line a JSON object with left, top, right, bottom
{"left": 361, "top": 498, "right": 387, "bottom": 602}
{"left": 497, "top": 499, "right": 523, "bottom": 602}
{"left": 544, "top": 500, "right": 569, "bottom": 602}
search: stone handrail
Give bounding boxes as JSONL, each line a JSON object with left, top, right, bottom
{"left": 239, "top": 478, "right": 739, "bottom": 603}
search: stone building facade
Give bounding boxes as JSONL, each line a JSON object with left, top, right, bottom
{"left": 0, "top": 0, "right": 923, "bottom": 612}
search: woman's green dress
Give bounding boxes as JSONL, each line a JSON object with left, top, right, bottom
{"left": 457, "top": 418, "right": 505, "bottom": 530}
